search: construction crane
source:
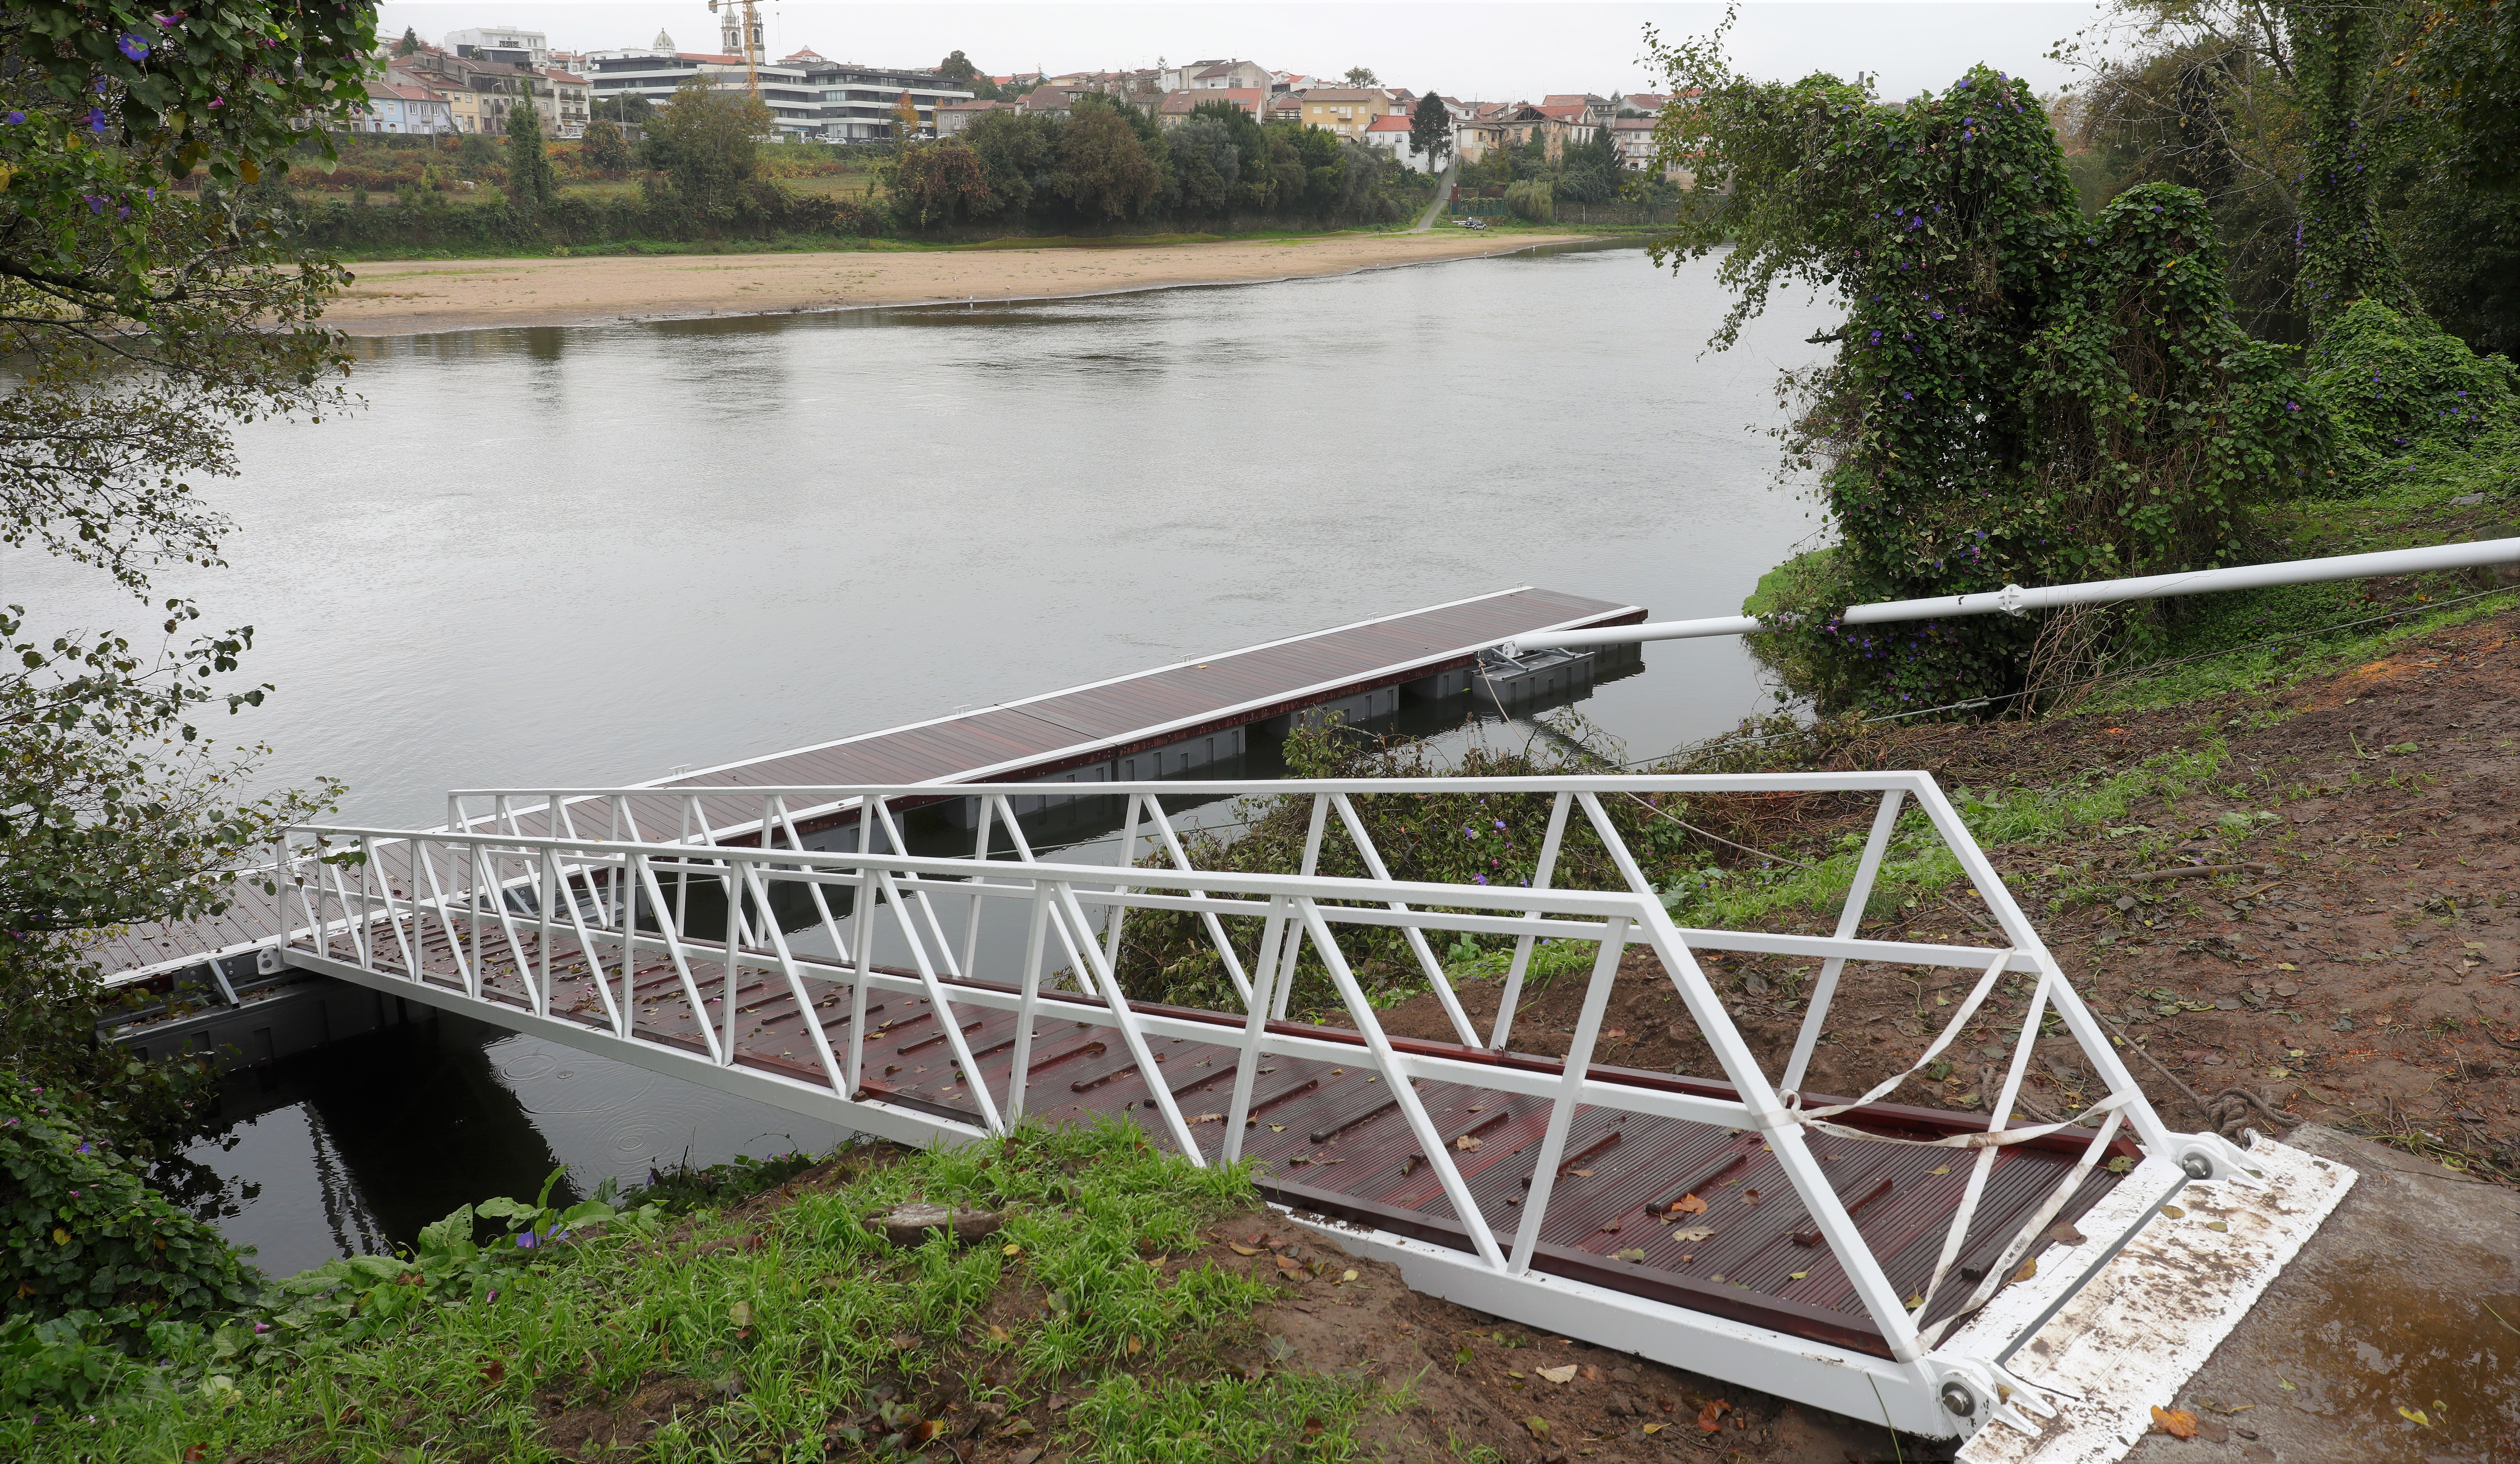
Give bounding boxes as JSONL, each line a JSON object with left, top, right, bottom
{"left": 706, "top": 0, "right": 762, "bottom": 96}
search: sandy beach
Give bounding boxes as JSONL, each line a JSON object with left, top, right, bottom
{"left": 326, "top": 231, "right": 1595, "bottom": 335}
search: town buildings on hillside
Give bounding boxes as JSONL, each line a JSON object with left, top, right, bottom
{"left": 360, "top": 25, "right": 1663, "bottom": 159}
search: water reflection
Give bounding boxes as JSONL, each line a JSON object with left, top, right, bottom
{"left": 163, "top": 1008, "right": 843, "bottom": 1276}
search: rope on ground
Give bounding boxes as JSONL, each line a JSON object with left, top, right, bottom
{"left": 2127, "top": 1037, "right": 2290, "bottom": 1140}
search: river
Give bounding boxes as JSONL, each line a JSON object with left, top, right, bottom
{"left": 10, "top": 240, "right": 1841, "bottom": 1273}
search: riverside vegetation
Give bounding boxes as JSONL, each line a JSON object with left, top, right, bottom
{"left": 5, "top": 0, "right": 2519, "bottom": 1457}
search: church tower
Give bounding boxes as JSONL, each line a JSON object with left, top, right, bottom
{"left": 712, "top": 0, "right": 764, "bottom": 65}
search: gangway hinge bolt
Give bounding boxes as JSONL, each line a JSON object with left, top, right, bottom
{"left": 2181, "top": 1154, "right": 2215, "bottom": 1180}
{"left": 1941, "top": 1382, "right": 1978, "bottom": 1417}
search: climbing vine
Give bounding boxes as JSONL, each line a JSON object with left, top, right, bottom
{"left": 1645, "top": 17, "right": 2327, "bottom": 713}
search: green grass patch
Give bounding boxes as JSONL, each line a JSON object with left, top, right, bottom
{"left": 4, "top": 1121, "right": 1290, "bottom": 1462}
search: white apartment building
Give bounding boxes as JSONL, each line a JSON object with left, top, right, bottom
{"left": 445, "top": 27, "right": 548, "bottom": 70}
{"left": 583, "top": 48, "right": 972, "bottom": 142}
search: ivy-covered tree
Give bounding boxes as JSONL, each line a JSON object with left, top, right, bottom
{"left": 1648, "top": 20, "right": 2325, "bottom": 712}
{"left": 504, "top": 82, "right": 555, "bottom": 208}
{"left": 397, "top": 24, "right": 420, "bottom": 55}
{"left": 1054, "top": 102, "right": 1160, "bottom": 220}
{"left": 2290, "top": 2, "right": 2417, "bottom": 325}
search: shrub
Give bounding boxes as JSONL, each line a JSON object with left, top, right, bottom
{"left": 2306, "top": 299, "right": 2518, "bottom": 486}
{"left": 0, "top": 1074, "right": 257, "bottom": 1334}
{"left": 1504, "top": 177, "right": 1554, "bottom": 223}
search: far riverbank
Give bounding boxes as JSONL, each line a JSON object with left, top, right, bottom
{"left": 325, "top": 230, "right": 1601, "bottom": 335}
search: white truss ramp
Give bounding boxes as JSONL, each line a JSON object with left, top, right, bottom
{"left": 144, "top": 770, "right": 2335, "bottom": 1450}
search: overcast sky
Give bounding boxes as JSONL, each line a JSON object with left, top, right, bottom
{"left": 375, "top": 3, "right": 2108, "bottom": 101}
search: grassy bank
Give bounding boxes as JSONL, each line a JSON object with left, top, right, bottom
{"left": 5, "top": 1124, "right": 1391, "bottom": 1462}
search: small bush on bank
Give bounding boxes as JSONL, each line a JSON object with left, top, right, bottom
{"left": 0, "top": 1074, "right": 255, "bottom": 1335}
{"left": 2305, "top": 299, "right": 2518, "bottom": 489}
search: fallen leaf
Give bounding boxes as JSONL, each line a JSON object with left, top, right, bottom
{"left": 1187, "top": 1112, "right": 1224, "bottom": 1125}
{"left": 2163, "top": 1205, "right": 2186, "bottom": 1219}
{"left": 1697, "top": 1399, "right": 1731, "bottom": 1432}
{"left": 2277, "top": 1377, "right": 2295, "bottom": 1391}
{"left": 1570, "top": 1168, "right": 1593, "bottom": 1178}
{"left": 1741, "top": 1188, "right": 1761, "bottom": 1206}
{"left": 1125, "top": 1335, "right": 1142, "bottom": 1356}
{"left": 890, "top": 1333, "right": 921, "bottom": 1350}
{"left": 479, "top": 1358, "right": 505, "bottom": 1386}
{"left": 1599, "top": 1222, "right": 1622, "bottom": 1233}
{"left": 1275, "top": 1255, "right": 1303, "bottom": 1273}
{"left": 2205, "top": 1220, "right": 2229, "bottom": 1232}
{"left": 1002, "top": 1243, "right": 1022, "bottom": 1257}
{"left": 1669, "top": 1227, "right": 1714, "bottom": 1242}
{"left": 1930, "top": 1165, "right": 1951, "bottom": 1175}
{"left": 1537, "top": 1364, "right": 1579, "bottom": 1384}
{"left": 987, "top": 1325, "right": 1013, "bottom": 1344}
{"left": 2011, "top": 1257, "right": 2039, "bottom": 1283}
{"left": 1509, "top": 1371, "right": 1527, "bottom": 1380}
{"left": 728, "top": 1301, "right": 752, "bottom": 1329}
{"left": 1269, "top": 1124, "right": 1285, "bottom": 1133}
{"left": 2152, "top": 1406, "right": 2199, "bottom": 1439}
{"left": 1668, "top": 1193, "right": 1708, "bottom": 1215}
{"left": 1643, "top": 1422, "right": 1664, "bottom": 1435}
{"left": 1905, "top": 1293, "right": 1924, "bottom": 1309}
{"left": 1788, "top": 1271, "right": 1808, "bottom": 1280}
{"left": 1340, "top": 1269, "right": 1358, "bottom": 1283}
{"left": 2278, "top": 962, "right": 2298, "bottom": 971}
{"left": 2046, "top": 1222, "right": 2086, "bottom": 1246}
{"left": 1523, "top": 1416, "right": 1551, "bottom": 1439}
{"left": 2397, "top": 1406, "right": 2432, "bottom": 1428}
{"left": 1263, "top": 1335, "right": 1296, "bottom": 1361}
{"left": 1616, "top": 1248, "right": 1648, "bottom": 1262}
{"left": 1455, "top": 1134, "right": 1482, "bottom": 1152}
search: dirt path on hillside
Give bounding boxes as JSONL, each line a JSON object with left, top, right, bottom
{"left": 323, "top": 231, "right": 1593, "bottom": 336}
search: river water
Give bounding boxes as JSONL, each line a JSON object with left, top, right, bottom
{"left": 12, "top": 241, "right": 1841, "bottom": 1272}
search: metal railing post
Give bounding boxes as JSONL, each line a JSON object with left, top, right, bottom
{"left": 1781, "top": 790, "right": 1903, "bottom": 1094}
{"left": 1507, "top": 916, "right": 1631, "bottom": 1274}
{"left": 1491, "top": 791, "right": 1572, "bottom": 1049}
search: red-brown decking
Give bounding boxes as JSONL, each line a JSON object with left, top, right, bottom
{"left": 93, "top": 587, "right": 1644, "bottom": 984}
{"left": 285, "top": 911, "right": 2132, "bottom": 1359}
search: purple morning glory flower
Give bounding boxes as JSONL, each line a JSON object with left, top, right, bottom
{"left": 85, "top": 195, "right": 106, "bottom": 213}
{"left": 517, "top": 1232, "right": 537, "bottom": 1248}
{"left": 76, "top": 1142, "right": 90, "bottom": 1153}
{"left": 1472, "top": 874, "right": 1488, "bottom": 885}
{"left": 118, "top": 34, "right": 151, "bottom": 61}
{"left": 86, "top": 107, "right": 109, "bottom": 134}
{"left": 3, "top": 111, "right": 23, "bottom": 125}
{"left": 155, "top": 13, "right": 179, "bottom": 27}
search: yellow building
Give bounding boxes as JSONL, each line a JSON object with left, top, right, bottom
{"left": 1299, "top": 88, "right": 1389, "bottom": 138}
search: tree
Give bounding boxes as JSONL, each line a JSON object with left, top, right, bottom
{"left": 397, "top": 24, "right": 420, "bottom": 55}
{"left": 885, "top": 140, "right": 992, "bottom": 229}
{"left": 505, "top": 83, "right": 556, "bottom": 208}
{"left": 2406, "top": 0, "right": 2520, "bottom": 195}
{"left": 1346, "top": 66, "right": 1381, "bottom": 87}
{"left": 582, "top": 118, "right": 633, "bottom": 174}
{"left": 895, "top": 89, "right": 922, "bottom": 139}
{"left": 2290, "top": 2, "right": 2418, "bottom": 327}
{"left": 1054, "top": 104, "right": 1161, "bottom": 219}
{"left": 641, "top": 72, "right": 773, "bottom": 208}
{"left": 594, "top": 93, "right": 653, "bottom": 124}
{"left": 938, "top": 49, "right": 980, "bottom": 82}
{"left": 1411, "top": 91, "right": 1454, "bottom": 168}
{"left": 1645, "top": 23, "right": 2324, "bottom": 711}
{"left": 1172, "top": 116, "right": 1243, "bottom": 213}
{"left": 2, "top": 0, "right": 367, "bottom": 1140}
{"left": 959, "top": 111, "right": 1061, "bottom": 217}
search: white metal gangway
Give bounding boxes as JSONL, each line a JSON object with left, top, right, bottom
{"left": 249, "top": 771, "right": 2349, "bottom": 1456}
